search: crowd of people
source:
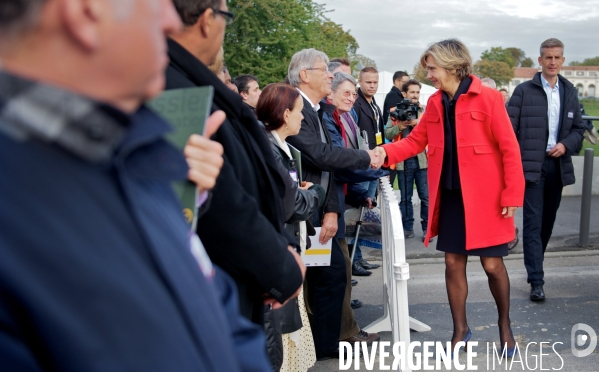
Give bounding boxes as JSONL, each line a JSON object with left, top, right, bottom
{"left": 0, "top": 0, "right": 587, "bottom": 371}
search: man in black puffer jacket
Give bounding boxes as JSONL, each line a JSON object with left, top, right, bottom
{"left": 508, "top": 38, "right": 584, "bottom": 302}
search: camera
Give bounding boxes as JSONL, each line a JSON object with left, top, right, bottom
{"left": 390, "top": 99, "right": 421, "bottom": 137}
{"left": 389, "top": 98, "right": 420, "bottom": 122}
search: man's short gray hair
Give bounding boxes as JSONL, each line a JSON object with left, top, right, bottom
{"left": 287, "top": 48, "right": 329, "bottom": 87}
{"left": 540, "top": 38, "right": 564, "bottom": 57}
{"left": 0, "top": 0, "right": 46, "bottom": 37}
{"left": 328, "top": 61, "right": 342, "bottom": 73}
{"left": 481, "top": 77, "right": 496, "bottom": 89}
{"left": 331, "top": 72, "right": 356, "bottom": 91}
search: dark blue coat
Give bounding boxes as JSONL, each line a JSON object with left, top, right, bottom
{"left": 0, "top": 72, "right": 270, "bottom": 371}
{"left": 508, "top": 72, "right": 584, "bottom": 185}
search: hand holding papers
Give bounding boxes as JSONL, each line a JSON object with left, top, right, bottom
{"left": 302, "top": 227, "right": 332, "bottom": 267}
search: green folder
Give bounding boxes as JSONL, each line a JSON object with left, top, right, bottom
{"left": 147, "top": 86, "right": 214, "bottom": 230}
{"left": 288, "top": 143, "right": 303, "bottom": 184}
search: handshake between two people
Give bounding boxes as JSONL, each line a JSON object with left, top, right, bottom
{"left": 366, "top": 147, "right": 388, "bottom": 170}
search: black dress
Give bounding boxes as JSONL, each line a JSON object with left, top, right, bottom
{"left": 435, "top": 78, "right": 508, "bottom": 257}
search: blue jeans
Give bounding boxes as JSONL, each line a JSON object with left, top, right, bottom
{"left": 397, "top": 158, "right": 428, "bottom": 232}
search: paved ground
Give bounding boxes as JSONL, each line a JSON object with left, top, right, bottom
{"left": 309, "top": 195, "right": 599, "bottom": 371}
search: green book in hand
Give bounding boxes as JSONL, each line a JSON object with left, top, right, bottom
{"left": 287, "top": 143, "right": 303, "bottom": 184}
{"left": 147, "top": 86, "right": 214, "bottom": 230}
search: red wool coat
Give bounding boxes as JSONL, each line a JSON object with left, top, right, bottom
{"left": 382, "top": 76, "right": 525, "bottom": 250}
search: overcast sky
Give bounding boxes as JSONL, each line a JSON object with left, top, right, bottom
{"left": 323, "top": 0, "right": 599, "bottom": 73}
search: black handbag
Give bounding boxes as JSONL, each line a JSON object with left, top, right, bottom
{"left": 276, "top": 298, "right": 302, "bottom": 334}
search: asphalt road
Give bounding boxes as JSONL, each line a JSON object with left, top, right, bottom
{"left": 309, "top": 195, "right": 599, "bottom": 371}
{"left": 310, "top": 252, "right": 599, "bottom": 371}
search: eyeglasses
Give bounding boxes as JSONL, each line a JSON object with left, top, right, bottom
{"left": 305, "top": 66, "right": 328, "bottom": 74}
{"left": 216, "top": 9, "right": 235, "bottom": 26}
{"left": 334, "top": 90, "right": 355, "bottom": 99}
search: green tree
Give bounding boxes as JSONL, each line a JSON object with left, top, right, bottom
{"left": 412, "top": 62, "right": 433, "bottom": 86}
{"left": 505, "top": 47, "right": 526, "bottom": 67}
{"left": 481, "top": 47, "right": 516, "bottom": 68}
{"left": 473, "top": 59, "right": 514, "bottom": 86}
{"left": 481, "top": 46, "right": 535, "bottom": 68}
{"left": 353, "top": 54, "right": 377, "bottom": 69}
{"left": 521, "top": 57, "right": 535, "bottom": 68}
{"left": 569, "top": 56, "right": 599, "bottom": 66}
{"left": 223, "top": 0, "right": 361, "bottom": 84}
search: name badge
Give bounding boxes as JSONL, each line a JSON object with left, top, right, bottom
{"left": 375, "top": 132, "right": 383, "bottom": 145}
{"left": 289, "top": 169, "right": 298, "bottom": 184}
{"left": 568, "top": 111, "right": 574, "bottom": 119}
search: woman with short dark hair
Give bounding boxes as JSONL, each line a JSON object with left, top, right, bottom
{"left": 377, "top": 39, "right": 525, "bottom": 358}
{"left": 257, "top": 83, "right": 324, "bottom": 372}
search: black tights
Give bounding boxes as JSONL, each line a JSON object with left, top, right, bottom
{"left": 445, "top": 253, "right": 515, "bottom": 349}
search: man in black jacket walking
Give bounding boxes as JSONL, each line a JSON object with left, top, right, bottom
{"left": 508, "top": 38, "right": 584, "bottom": 302}
{"left": 166, "top": 0, "right": 305, "bottom": 325}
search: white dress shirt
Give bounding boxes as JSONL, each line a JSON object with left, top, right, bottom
{"left": 541, "top": 74, "right": 560, "bottom": 152}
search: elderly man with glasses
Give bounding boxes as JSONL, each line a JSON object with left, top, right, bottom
{"left": 285, "top": 48, "right": 382, "bottom": 360}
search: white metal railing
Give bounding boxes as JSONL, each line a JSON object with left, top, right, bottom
{"left": 363, "top": 177, "right": 431, "bottom": 370}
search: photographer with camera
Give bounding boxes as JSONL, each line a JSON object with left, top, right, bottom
{"left": 384, "top": 79, "right": 431, "bottom": 241}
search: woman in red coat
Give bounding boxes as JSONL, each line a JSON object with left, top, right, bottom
{"left": 376, "top": 39, "right": 525, "bottom": 357}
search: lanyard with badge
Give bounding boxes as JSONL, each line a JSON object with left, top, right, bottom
{"left": 370, "top": 101, "right": 383, "bottom": 145}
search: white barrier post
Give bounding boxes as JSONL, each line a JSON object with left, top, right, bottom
{"left": 363, "top": 177, "right": 431, "bottom": 357}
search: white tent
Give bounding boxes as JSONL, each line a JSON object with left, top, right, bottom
{"left": 372, "top": 71, "right": 437, "bottom": 111}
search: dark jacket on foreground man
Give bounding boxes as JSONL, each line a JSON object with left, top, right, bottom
{"left": 165, "top": 38, "right": 303, "bottom": 325}
{"left": 508, "top": 72, "right": 584, "bottom": 185}
{"left": 0, "top": 71, "right": 270, "bottom": 372}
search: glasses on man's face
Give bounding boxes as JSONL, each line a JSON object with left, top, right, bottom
{"left": 217, "top": 9, "right": 235, "bottom": 26}
{"left": 305, "top": 66, "right": 328, "bottom": 74}
{"left": 352, "top": 92, "right": 358, "bottom": 98}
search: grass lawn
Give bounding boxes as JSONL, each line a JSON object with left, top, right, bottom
{"left": 579, "top": 98, "right": 599, "bottom": 156}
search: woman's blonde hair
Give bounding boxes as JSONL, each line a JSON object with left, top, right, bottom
{"left": 208, "top": 47, "right": 224, "bottom": 76}
{"left": 419, "top": 39, "right": 472, "bottom": 81}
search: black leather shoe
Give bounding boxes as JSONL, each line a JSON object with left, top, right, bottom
{"left": 404, "top": 230, "right": 415, "bottom": 238}
{"left": 352, "top": 262, "right": 372, "bottom": 276}
{"left": 351, "top": 279, "right": 358, "bottom": 286}
{"left": 316, "top": 349, "right": 340, "bottom": 361}
{"left": 530, "top": 284, "right": 545, "bottom": 301}
{"left": 350, "top": 299, "right": 362, "bottom": 309}
{"left": 358, "top": 258, "right": 380, "bottom": 270}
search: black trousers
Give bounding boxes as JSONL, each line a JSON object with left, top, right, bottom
{"left": 305, "top": 237, "right": 346, "bottom": 357}
{"left": 523, "top": 156, "right": 563, "bottom": 286}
